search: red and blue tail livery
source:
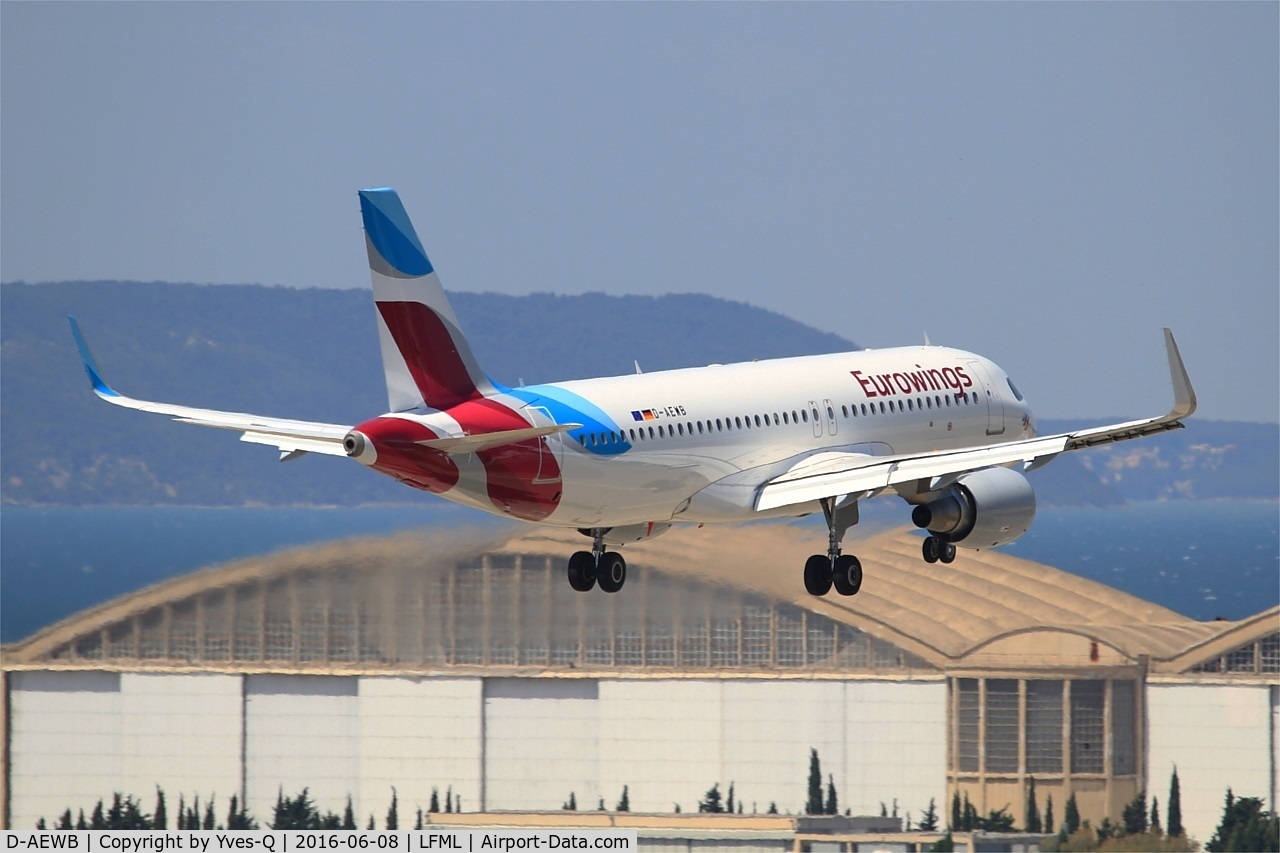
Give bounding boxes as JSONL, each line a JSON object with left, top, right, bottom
{"left": 72, "top": 188, "right": 1197, "bottom": 596}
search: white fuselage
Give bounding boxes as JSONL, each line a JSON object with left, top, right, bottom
{"left": 389, "top": 345, "right": 1035, "bottom": 529}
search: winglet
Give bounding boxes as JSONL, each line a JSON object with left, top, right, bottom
{"left": 68, "top": 317, "right": 120, "bottom": 398}
{"left": 1163, "top": 328, "right": 1196, "bottom": 419}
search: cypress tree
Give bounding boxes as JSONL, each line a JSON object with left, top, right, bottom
{"left": 415, "top": 809, "right": 423, "bottom": 831}
{"left": 767, "top": 802, "right": 778, "bottom": 814}
{"left": 429, "top": 789, "right": 440, "bottom": 813}
{"left": 446, "top": 787, "right": 454, "bottom": 814}
{"left": 806, "top": 749, "right": 823, "bottom": 815}
{"left": 919, "top": 798, "right": 939, "bottom": 832}
{"left": 1122, "top": 789, "right": 1148, "bottom": 835}
{"left": 56, "top": 810, "right": 73, "bottom": 830}
{"left": 1167, "top": 766, "right": 1184, "bottom": 837}
{"left": 76, "top": 810, "right": 88, "bottom": 830}
{"left": 366, "top": 816, "right": 375, "bottom": 830}
{"left": 1044, "top": 794, "right": 1054, "bottom": 836}
{"left": 1151, "top": 796, "right": 1162, "bottom": 835}
{"left": 824, "top": 776, "right": 838, "bottom": 816}
{"left": 343, "top": 797, "right": 356, "bottom": 831}
{"left": 562, "top": 792, "right": 576, "bottom": 811}
{"left": 91, "top": 799, "right": 106, "bottom": 830}
{"left": 1064, "top": 792, "right": 1080, "bottom": 835}
{"left": 950, "top": 792, "right": 961, "bottom": 831}
{"left": 203, "top": 798, "right": 216, "bottom": 830}
{"left": 727, "top": 783, "right": 735, "bottom": 815}
{"left": 1026, "top": 778, "right": 1041, "bottom": 833}
{"left": 616, "top": 786, "right": 630, "bottom": 812}
{"left": 152, "top": 789, "right": 167, "bottom": 831}
{"left": 386, "top": 787, "right": 398, "bottom": 830}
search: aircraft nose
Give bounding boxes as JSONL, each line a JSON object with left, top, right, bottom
{"left": 343, "top": 429, "right": 377, "bottom": 464}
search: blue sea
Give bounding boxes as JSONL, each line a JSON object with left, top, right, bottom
{"left": 1, "top": 502, "right": 1276, "bottom": 643}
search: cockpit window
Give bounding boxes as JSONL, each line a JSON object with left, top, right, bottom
{"left": 1007, "top": 378, "right": 1025, "bottom": 402}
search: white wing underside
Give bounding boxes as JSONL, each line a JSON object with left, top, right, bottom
{"left": 756, "top": 328, "right": 1197, "bottom": 511}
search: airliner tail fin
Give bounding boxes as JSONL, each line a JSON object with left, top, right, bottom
{"left": 359, "top": 188, "right": 495, "bottom": 412}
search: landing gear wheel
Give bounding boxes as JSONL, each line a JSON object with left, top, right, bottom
{"left": 939, "top": 541, "right": 957, "bottom": 564}
{"left": 567, "top": 551, "right": 596, "bottom": 592}
{"left": 803, "top": 554, "right": 833, "bottom": 596}
{"left": 922, "top": 536, "right": 940, "bottom": 564}
{"left": 832, "top": 554, "right": 863, "bottom": 596}
{"left": 597, "top": 552, "right": 627, "bottom": 593}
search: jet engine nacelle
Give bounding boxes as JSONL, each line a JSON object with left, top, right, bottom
{"left": 911, "top": 466, "right": 1036, "bottom": 549}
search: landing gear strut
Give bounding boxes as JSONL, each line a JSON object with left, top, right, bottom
{"left": 803, "top": 497, "right": 862, "bottom": 597}
{"left": 567, "top": 528, "right": 627, "bottom": 593}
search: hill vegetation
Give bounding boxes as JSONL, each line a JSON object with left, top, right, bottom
{"left": 2, "top": 281, "right": 1274, "bottom": 507}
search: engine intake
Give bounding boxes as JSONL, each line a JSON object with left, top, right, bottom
{"left": 912, "top": 466, "right": 1036, "bottom": 549}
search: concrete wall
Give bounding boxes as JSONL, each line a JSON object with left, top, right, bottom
{"left": 1147, "top": 683, "right": 1276, "bottom": 845}
{"left": 1, "top": 670, "right": 953, "bottom": 830}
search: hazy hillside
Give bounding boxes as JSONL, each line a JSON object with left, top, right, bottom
{"left": 3, "top": 281, "right": 1274, "bottom": 507}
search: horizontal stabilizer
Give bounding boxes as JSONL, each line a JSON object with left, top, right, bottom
{"left": 416, "top": 423, "right": 581, "bottom": 455}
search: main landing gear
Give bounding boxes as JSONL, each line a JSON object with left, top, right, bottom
{"left": 567, "top": 528, "right": 626, "bottom": 593}
{"left": 804, "top": 497, "right": 863, "bottom": 597}
{"left": 920, "top": 535, "right": 957, "bottom": 564}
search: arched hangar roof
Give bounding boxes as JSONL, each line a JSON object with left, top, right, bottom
{"left": 3, "top": 524, "right": 1272, "bottom": 677}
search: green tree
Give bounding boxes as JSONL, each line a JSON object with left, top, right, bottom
{"left": 951, "top": 792, "right": 961, "bottom": 831}
{"left": 153, "top": 788, "right": 167, "bottom": 831}
{"left": 202, "top": 799, "right": 215, "bottom": 830}
{"left": 55, "top": 810, "right": 73, "bottom": 830}
{"left": 272, "top": 788, "right": 320, "bottom": 829}
{"left": 415, "top": 809, "right": 423, "bottom": 831}
{"left": 386, "top": 787, "right": 398, "bottom": 830}
{"left": 445, "top": 787, "right": 454, "bottom": 814}
{"left": 1122, "top": 789, "right": 1148, "bottom": 835}
{"left": 1044, "top": 794, "right": 1054, "bottom": 836}
{"left": 806, "top": 749, "right": 823, "bottom": 815}
{"left": 930, "top": 832, "right": 955, "bottom": 853}
{"left": 343, "top": 797, "right": 357, "bottom": 831}
{"left": 1206, "top": 791, "right": 1279, "bottom": 852}
{"left": 698, "top": 783, "right": 724, "bottom": 813}
{"left": 978, "top": 806, "right": 1015, "bottom": 833}
{"left": 616, "top": 786, "right": 630, "bottom": 812}
{"left": 1027, "top": 778, "right": 1042, "bottom": 833}
{"left": 918, "top": 798, "right": 939, "bottom": 832}
{"left": 366, "top": 816, "right": 375, "bottom": 830}
{"left": 727, "top": 783, "right": 735, "bottom": 815}
{"left": 824, "top": 775, "right": 838, "bottom": 816}
{"left": 227, "top": 794, "right": 258, "bottom": 830}
{"left": 767, "top": 802, "right": 778, "bottom": 815}
{"left": 563, "top": 792, "right": 577, "bottom": 811}
{"left": 1151, "top": 796, "right": 1162, "bottom": 835}
{"left": 1167, "top": 767, "right": 1184, "bottom": 838}
{"left": 76, "top": 810, "right": 88, "bottom": 830}
{"left": 429, "top": 789, "right": 440, "bottom": 813}
{"left": 1064, "top": 793, "right": 1081, "bottom": 835}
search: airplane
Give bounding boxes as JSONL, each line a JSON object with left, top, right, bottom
{"left": 70, "top": 187, "right": 1197, "bottom": 597}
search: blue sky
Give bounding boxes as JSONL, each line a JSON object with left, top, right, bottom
{"left": 2, "top": 2, "right": 1275, "bottom": 423}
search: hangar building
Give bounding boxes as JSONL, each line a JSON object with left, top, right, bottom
{"left": 3, "top": 524, "right": 1276, "bottom": 844}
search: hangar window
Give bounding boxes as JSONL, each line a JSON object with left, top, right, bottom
{"left": 1070, "top": 680, "right": 1106, "bottom": 773}
{"left": 956, "top": 678, "right": 980, "bottom": 773}
{"left": 1112, "top": 680, "right": 1136, "bottom": 775}
{"left": 985, "top": 679, "right": 1019, "bottom": 773}
{"left": 1026, "top": 680, "right": 1064, "bottom": 773}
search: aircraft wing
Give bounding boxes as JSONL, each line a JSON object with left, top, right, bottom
{"left": 70, "top": 318, "right": 351, "bottom": 459}
{"left": 756, "top": 328, "right": 1197, "bottom": 512}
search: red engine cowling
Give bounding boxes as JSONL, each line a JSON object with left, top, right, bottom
{"left": 911, "top": 466, "right": 1036, "bottom": 549}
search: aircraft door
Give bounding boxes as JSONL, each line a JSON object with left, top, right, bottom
{"left": 966, "top": 360, "right": 1005, "bottom": 435}
{"left": 524, "top": 405, "right": 564, "bottom": 483}
{"left": 823, "top": 398, "right": 838, "bottom": 436}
